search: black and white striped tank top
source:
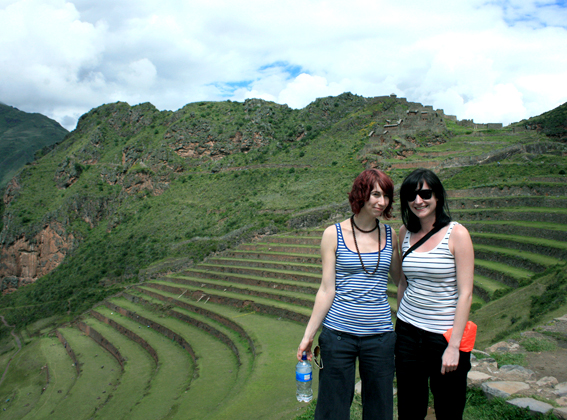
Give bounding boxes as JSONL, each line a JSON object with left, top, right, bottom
{"left": 397, "top": 222, "right": 458, "bottom": 334}
{"left": 322, "top": 222, "right": 394, "bottom": 336}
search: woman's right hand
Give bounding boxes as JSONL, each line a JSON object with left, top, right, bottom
{"left": 297, "top": 337, "right": 314, "bottom": 361}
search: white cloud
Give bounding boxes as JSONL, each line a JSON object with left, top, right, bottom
{"left": 0, "top": 0, "right": 566, "bottom": 130}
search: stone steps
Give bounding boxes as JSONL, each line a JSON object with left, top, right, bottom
{"left": 453, "top": 208, "right": 567, "bottom": 224}
{"left": 49, "top": 326, "right": 122, "bottom": 419}
{"left": 465, "top": 221, "right": 567, "bottom": 243}
{"left": 473, "top": 274, "right": 511, "bottom": 302}
{"left": 111, "top": 294, "right": 249, "bottom": 419}
{"left": 470, "top": 232, "right": 567, "bottom": 260}
{"left": 205, "top": 256, "right": 322, "bottom": 273}
{"left": 190, "top": 264, "right": 322, "bottom": 283}
{"left": 448, "top": 196, "right": 567, "bottom": 210}
{"left": 474, "top": 244, "right": 561, "bottom": 273}
{"left": 221, "top": 249, "right": 322, "bottom": 264}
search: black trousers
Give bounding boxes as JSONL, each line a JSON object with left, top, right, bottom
{"left": 395, "top": 319, "right": 471, "bottom": 420}
{"left": 315, "top": 327, "right": 396, "bottom": 420}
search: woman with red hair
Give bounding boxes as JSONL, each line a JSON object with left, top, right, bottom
{"left": 297, "top": 169, "right": 402, "bottom": 420}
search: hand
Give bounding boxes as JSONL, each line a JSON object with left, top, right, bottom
{"left": 297, "top": 337, "right": 313, "bottom": 361}
{"left": 441, "top": 345, "right": 460, "bottom": 375}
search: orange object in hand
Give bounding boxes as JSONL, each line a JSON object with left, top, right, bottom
{"left": 443, "top": 321, "right": 477, "bottom": 352}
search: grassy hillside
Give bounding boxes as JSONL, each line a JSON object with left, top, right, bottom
{"left": 471, "top": 264, "right": 567, "bottom": 349}
{"left": 0, "top": 94, "right": 566, "bottom": 330}
{"left": 0, "top": 104, "right": 68, "bottom": 188}
{"left": 513, "top": 101, "right": 567, "bottom": 141}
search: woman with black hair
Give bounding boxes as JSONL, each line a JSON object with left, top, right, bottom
{"left": 395, "top": 168, "right": 474, "bottom": 420}
{"left": 297, "top": 168, "right": 402, "bottom": 420}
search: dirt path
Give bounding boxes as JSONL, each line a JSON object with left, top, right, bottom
{"left": 0, "top": 315, "right": 23, "bottom": 386}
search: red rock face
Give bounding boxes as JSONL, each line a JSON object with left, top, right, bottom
{"left": 0, "top": 222, "right": 74, "bottom": 295}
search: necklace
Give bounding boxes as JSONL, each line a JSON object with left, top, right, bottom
{"left": 350, "top": 215, "right": 381, "bottom": 275}
{"left": 350, "top": 215, "right": 378, "bottom": 233}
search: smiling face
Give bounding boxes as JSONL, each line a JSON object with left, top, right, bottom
{"left": 408, "top": 180, "right": 438, "bottom": 221}
{"left": 361, "top": 182, "right": 390, "bottom": 218}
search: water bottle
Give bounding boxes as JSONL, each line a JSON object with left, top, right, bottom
{"left": 296, "top": 351, "right": 313, "bottom": 402}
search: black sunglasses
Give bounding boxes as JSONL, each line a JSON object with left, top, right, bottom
{"left": 407, "top": 189, "right": 434, "bottom": 201}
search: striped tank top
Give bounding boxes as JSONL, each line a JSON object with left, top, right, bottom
{"left": 322, "top": 222, "right": 394, "bottom": 336}
{"left": 397, "top": 221, "right": 459, "bottom": 334}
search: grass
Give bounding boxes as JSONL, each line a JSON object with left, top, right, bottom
{"left": 146, "top": 280, "right": 314, "bottom": 317}
{"left": 110, "top": 295, "right": 243, "bottom": 420}
{"left": 463, "top": 387, "right": 560, "bottom": 420}
{"left": 473, "top": 244, "right": 563, "bottom": 268}
{"left": 93, "top": 302, "right": 194, "bottom": 420}
{"left": 474, "top": 260, "right": 533, "bottom": 283}
{"left": 490, "top": 352, "right": 527, "bottom": 367}
{"left": 45, "top": 326, "right": 122, "bottom": 419}
{"left": 473, "top": 275, "right": 511, "bottom": 301}
{"left": 81, "top": 316, "right": 155, "bottom": 420}
{"left": 18, "top": 335, "right": 77, "bottom": 420}
{"left": 0, "top": 337, "right": 48, "bottom": 419}
{"left": 293, "top": 387, "right": 562, "bottom": 420}
{"left": 520, "top": 336, "right": 557, "bottom": 353}
{"left": 463, "top": 220, "right": 567, "bottom": 233}
{"left": 471, "top": 265, "right": 567, "bottom": 349}
{"left": 470, "top": 232, "right": 567, "bottom": 254}
{"left": 128, "top": 284, "right": 316, "bottom": 419}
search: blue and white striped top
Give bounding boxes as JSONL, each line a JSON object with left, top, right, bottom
{"left": 322, "top": 223, "right": 394, "bottom": 336}
{"left": 397, "top": 222, "right": 458, "bottom": 334}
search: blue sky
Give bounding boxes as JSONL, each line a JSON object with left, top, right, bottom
{"left": 0, "top": 0, "right": 566, "bottom": 130}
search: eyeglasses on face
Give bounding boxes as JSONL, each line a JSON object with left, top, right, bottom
{"left": 407, "top": 189, "right": 433, "bottom": 201}
{"left": 313, "top": 346, "right": 323, "bottom": 369}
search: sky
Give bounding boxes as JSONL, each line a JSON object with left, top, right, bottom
{"left": 1, "top": 0, "right": 566, "bottom": 131}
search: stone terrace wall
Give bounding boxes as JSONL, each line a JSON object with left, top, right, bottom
{"left": 104, "top": 298, "right": 196, "bottom": 362}
{"left": 140, "top": 283, "right": 310, "bottom": 324}
{"left": 135, "top": 286, "right": 256, "bottom": 356}
{"left": 76, "top": 321, "right": 125, "bottom": 371}
{"left": 56, "top": 330, "right": 81, "bottom": 377}
{"left": 124, "top": 291, "right": 241, "bottom": 362}
{"left": 90, "top": 309, "right": 159, "bottom": 366}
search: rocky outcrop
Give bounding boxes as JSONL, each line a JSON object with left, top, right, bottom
{"left": 467, "top": 315, "right": 567, "bottom": 419}
{"left": 0, "top": 222, "right": 75, "bottom": 294}
{"left": 3, "top": 177, "right": 21, "bottom": 207}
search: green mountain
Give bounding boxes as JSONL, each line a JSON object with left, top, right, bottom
{"left": 0, "top": 94, "right": 565, "bottom": 329}
{"left": 0, "top": 103, "right": 68, "bottom": 188}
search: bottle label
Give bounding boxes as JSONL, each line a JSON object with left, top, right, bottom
{"left": 296, "top": 372, "right": 312, "bottom": 382}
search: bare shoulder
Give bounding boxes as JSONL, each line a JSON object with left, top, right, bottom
{"left": 321, "top": 224, "right": 338, "bottom": 245}
{"left": 386, "top": 223, "right": 398, "bottom": 242}
{"left": 398, "top": 224, "right": 408, "bottom": 241}
{"left": 451, "top": 223, "right": 471, "bottom": 240}
{"left": 449, "top": 222, "right": 474, "bottom": 256}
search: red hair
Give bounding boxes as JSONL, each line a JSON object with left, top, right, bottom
{"left": 348, "top": 169, "right": 394, "bottom": 219}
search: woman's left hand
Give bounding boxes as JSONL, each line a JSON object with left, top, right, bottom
{"left": 441, "top": 345, "right": 460, "bottom": 374}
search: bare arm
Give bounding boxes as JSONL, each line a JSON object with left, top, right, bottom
{"left": 389, "top": 227, "right": 402, "bottom": 287}
{"left": 297, "top": 225, "right": 337, "bottom": 361}
{"left": 441, "top": 223, "right": 475, "bottom": 374}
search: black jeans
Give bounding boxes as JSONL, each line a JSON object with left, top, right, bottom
{"left": 395, "top": 319, "right": 471, "bottom": 420}
{"left": 314, "top": 326, "right": 396, "bottom": 420}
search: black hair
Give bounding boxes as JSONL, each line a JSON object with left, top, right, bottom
{"left": 399, "top": 168, "right": 451, "bottom": 233}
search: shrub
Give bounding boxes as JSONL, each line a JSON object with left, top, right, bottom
{"left": 521, "top": 337, "right": 557, "bottom": 352}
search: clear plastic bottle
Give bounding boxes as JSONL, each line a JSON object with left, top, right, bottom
{"left": 296, "top": 351, "right": 313, "bottom": 402}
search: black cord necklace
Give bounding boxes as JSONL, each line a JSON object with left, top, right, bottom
{"left": 350, "top": 215, "right": 378, "bottom": 233}
{"left": 350, "top": 215, "right": 381, "bottom": 275}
